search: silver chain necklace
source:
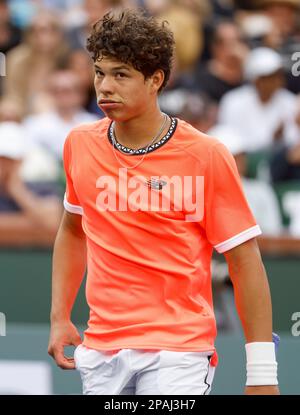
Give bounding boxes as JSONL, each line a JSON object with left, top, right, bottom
{"left": 110, "top": 113, "right": 169, "bottom": 170}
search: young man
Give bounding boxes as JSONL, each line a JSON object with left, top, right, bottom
{"left": 48, "top": 9, "right": 279, "bottom": 395}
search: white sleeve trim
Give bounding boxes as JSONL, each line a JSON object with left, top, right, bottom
{"left": 63, "top": 194, "right": 83, "bottom": 215}
{"left": 214, "top": 225, "right": 262, "bottom": 254}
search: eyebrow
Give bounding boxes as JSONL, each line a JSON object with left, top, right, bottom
{"left": 94, "top": 64, "right": 131, "bottom": 71}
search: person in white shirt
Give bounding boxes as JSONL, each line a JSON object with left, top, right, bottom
{"left": 218, "top": 47, "right": 298, "bottom": 152}
{"left": 24, "top": 69, "right": 98, "bottom": 161}
{"left": 209, "top": 124, "right": 283, "bottom": 236}
{"left": 0, "top": 122, "right": 62, "bottom": 246}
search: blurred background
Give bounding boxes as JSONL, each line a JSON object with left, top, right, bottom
{"left": 0, "top": 0, "right": 300, "bottom": 395}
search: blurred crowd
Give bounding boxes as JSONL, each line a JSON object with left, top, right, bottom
{"left": 0, "top": 0, "right": 300, "bottom": 247}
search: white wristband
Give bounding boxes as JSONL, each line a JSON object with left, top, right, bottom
{"left": 245, "top": 342, "right": 278, "bottom": 386}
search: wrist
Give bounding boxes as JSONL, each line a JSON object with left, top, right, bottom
{"left": 50, "top": 311, "right": 71, "bottom": 324}
{"left": 245, "top": 342, "right": 278, "bottom": 386}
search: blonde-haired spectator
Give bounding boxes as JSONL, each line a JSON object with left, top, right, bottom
{"left": 153, "top": 0, "right": 212, "bottom": 73}
{"left": 3, "top": 9, "right": 70, "bottom": 115}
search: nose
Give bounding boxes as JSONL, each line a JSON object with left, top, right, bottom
{"left": 96, "top": 75, "right": 114, "bottom": 95}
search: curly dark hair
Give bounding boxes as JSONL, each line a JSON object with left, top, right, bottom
{"left": 86, "top": 8, "right": 175, "bottom": 92}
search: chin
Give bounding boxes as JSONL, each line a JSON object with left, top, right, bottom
{"left": 105, "top": 112, "right": 135, "bottom": 123}
{"left": 98, "top": 108, "right": 126, "bottom": 122}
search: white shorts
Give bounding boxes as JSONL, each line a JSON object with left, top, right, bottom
{"left": 74, "top": 345, "right": 215, "bottom": 395}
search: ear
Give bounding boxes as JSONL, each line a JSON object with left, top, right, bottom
{"left": 149, "top": 69, "right": 165, "bottom": 93}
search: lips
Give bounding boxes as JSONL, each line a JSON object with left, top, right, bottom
{"left": 99, "top": 99, "right": 119, "bottom": 104}
{"left": 98, "top": 99, "right": 122, "bottom": 110}
{"left": 98, "top": 97, "right": 123, "bottom": 104}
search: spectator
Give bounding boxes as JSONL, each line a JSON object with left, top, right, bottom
{"left": 156, "top": 0, "right": 211, "bottom": 74}
{"left": 195, "top": 20, "right": 249, "bottom": 102}
{"left": 0, "top": 95, "right": 59, "bottom": 182}
{"left": 65, "top": 49, "right": 103, "bottom": 116}
{"left": 142, "top": 0, "right": 169, "bottom": 15}
{"left": 258, "top": 0, "right": 300, "bottom": 93}
{"left": 218, "top": 47, "right": 299, "bottom": 152}
{"left": 237, "top": 12, "right": 277, "bottom": 50}
{"left": 237, "top": 0, "right": 300, "bottom": 93}
{"left": 66, "top": 0, "right": 135, "bottom": 50}
{"left": 270, "top": 95, "right": 300, "bottom": 181}
{"left": 258, "top": 0, "right": 300, "bottom": 41}
{"left": 175, "top": 92, "right": 218, "bottom": 133}
{"left": 3, "top": 9, "right": 70, "bottom": 115}
{"left": 209, "top": 124, "right": 283, "bottom": 236}
{"left": 211, "top": 0, "right": 235, "bottom": 18}
{"left": 0, "top": 122, "right": 62, "bottom": 247}
{"left": 24, "top": 68, "right": 98, "bottom": 163}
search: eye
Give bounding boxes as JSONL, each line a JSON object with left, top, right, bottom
{"left": 115, "top": 72, "right": 127, "bottom": 79}
{"left": 95, "top": 69, "right": 104, "bottom": 77}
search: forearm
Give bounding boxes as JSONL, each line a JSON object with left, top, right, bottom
{"left": 0, "top": 213, "right": 56, "bottom": 246}
{"left": 225, "top": 239, "right": 279, "bottom": 392}
{"left": 50, "top": 218, "right": 87, "bottom": 323}
{"left": 8, "top": 183, "right": 58, "bottom": 230}
{"left": 225, "top": 239, "right": 273, "bottom": 343}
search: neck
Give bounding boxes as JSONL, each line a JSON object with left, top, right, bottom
{"left": 113, "top": 106, "right": 169, "bottom": 150}
{"left": 257, "top": 90, "right": 274, "bottom": 104}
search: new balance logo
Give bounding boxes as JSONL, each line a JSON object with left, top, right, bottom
{"left": 146, "top": 179, "right": 167, "bottom": 190}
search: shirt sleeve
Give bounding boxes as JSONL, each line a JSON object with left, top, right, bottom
{"left": 63, "top": 133, "right": 83, "bottom": 215}
{"left": 202, "top": 142, "right": 262, "bottom": 253}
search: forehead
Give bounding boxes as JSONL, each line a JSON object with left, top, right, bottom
{"left": 216, "top": 23, "right": 241, "bottom": 40}
{"left": 95, "top": 56, "right": 133, "bottom": 70}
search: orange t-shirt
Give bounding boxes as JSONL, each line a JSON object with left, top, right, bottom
{"left": 63, "top": 117, "right": 261, "bottom": 358}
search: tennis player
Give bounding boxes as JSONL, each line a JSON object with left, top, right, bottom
{"left": 48, "top": 9, "right": 279, "bottom": 395}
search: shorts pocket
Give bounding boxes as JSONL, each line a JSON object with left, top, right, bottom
{"left": 158, "top": 350, "right": 186, "bottom": 367}
{"left": 74, "top": 345, "right": 115, "bottom": 375}
{"left": 156, "top": 350, "right": 214, "bottom": 395}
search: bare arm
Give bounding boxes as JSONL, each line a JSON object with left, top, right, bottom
{"left": 0, "top": 212, "right": 59, "bottom": 247}
{"left": 224, "top": 238, "right": 273, "bottom": 343}
{"left": 224, "top": 238, "right": 279, "bottom": 395}
{"left": 48, "top": 210, "right": 87, "bottom": 369}
{"left": 0, "top": 158, "right": 61, "bottom": 245}
{"left": 7, "top": 181, "right": 61, "bottom": 234}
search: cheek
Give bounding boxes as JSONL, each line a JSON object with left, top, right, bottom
{"left": 130, "top": 81, "right": 150, "bottom": 102}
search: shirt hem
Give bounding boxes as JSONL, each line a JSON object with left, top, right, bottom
{"left": 63, "top": 193, "right": 83, "bottom": 215}
{"left": 214, "top": 225, "right": 262, "bottom": 254}
{"left": 82, "top": 339, "right": 216, "bottom": 353}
